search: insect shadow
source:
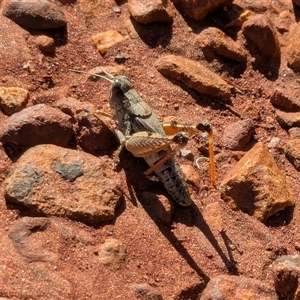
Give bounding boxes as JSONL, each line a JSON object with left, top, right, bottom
{"left": 119, "top": 150, "right": 239, "bottom": 287}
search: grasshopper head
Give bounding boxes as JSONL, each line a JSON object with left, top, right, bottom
{"left": 110, "top": 75, "right": 134, "bottom": 111}
{"left": 113, "top": 75, "right": 133, "bottom": 93}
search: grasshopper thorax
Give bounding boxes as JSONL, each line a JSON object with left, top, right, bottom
{"left": 109, "top": 75, "right": 135, "bottom": 111}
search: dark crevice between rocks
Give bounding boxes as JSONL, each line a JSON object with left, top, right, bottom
{"left": 266, "top": 206, "right": 294, "bottom": 227}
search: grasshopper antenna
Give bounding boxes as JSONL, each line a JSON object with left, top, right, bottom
{"left": 69, "top": 69, "right": 114, "bottom": 83}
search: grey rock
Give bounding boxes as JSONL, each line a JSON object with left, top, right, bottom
{"left": 53, "top": 162, "right": 83, "bottom": 182}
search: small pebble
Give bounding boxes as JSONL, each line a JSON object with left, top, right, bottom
{"left": 113, "top": 6, "right": 121, "bottom": 14}
{"left": 115, "top": 51, "right": 126, "bottom": 63}
{"left": 35, "top": 35, "right": 55, "bottom": 53}
{"left": 267, "top": 137, "right": 280, "bottom": 148}
{"left": 180, "top": 149, "right": 194, "bottom": 161}
{"left": 295, "top": 242, "right": 300, "bottom": 251}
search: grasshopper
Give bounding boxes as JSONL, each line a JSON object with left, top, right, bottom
{"left": 70, "top": 68, "right": 214, "bottom": 206}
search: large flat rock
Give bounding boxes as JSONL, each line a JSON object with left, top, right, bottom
{"left": 4, "top": 144, "right": 123, "bottom": 224}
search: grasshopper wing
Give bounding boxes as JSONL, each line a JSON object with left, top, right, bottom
{"left": 126, "top": 92, "right": 165, "bottom": 135}
{"left": 111, "top": 75, "right": 166, "bottom": 135}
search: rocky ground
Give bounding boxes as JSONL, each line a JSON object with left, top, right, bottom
{"left": 0, "top": 0, "right": 300, "bottom": 299}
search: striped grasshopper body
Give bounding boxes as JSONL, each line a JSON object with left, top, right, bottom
{"left": 107, "top": 73, "right": 193, "bottom": 206}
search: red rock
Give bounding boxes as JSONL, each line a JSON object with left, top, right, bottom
{"left": 8, "top": 217, "right": 56, "bottom": 262}
{"left": 0, "top": 17, "right": 31, "bottom": 65}
{"left": 196, "top": 27, "right": 247, "bottom": 62}
{"left": 91, "top": 31, "right": 126, "bottom": 55}
{"left": 56, "top": 98, "right": 118, "bottom": 152}
{"left": 270, "top": 88, "right": 300, "bottom": 110}
{"left": 222, "top": 119, "right": 255, "bottom": 150}
{"left": 242, "top": 14, "right": 280, "bottom": 60}
{"left": 289, "top": 127, "right": 300, "bottom": 139}
{"left": 4, "top": 144, "right": 123, "bottom": 224}
{"left": 226, "top": 10, "right": 255, "bottom": 28}
{"left": 220, "top": 142, "right": 295, "bottom": 223}
{"left": 241, "top": 99, "right": 261, "bottom": 120}
{"left": 275, "top": 11, "right": 292, "bottom": 33}
{"left": 200, "top": 274, "right": 277, "bottom": 300}
{"left": 272, "top": 255, "right": 300, "bottom": 299}
{"left": 285, "top": 139, "right": 300, "bottom": 171}
{"left": 0, "top": 87, "right": 29, "bottom": 115}
{"left": 0, "top": 104, "right": 74, "bottom": 148}
{"left": 181, "top": 164, "right": 201, "bottom": 188}
{"left": 171, "top": 0, "right": 232, "bottom": 21}
{"left": 155, "top": 54, "right": 231, "bottom": 100}
{"left": 202, "top": 202, "right": 223, "bottom": 231}
{"left": 128, "top": 0, "right": 172, "bottom": 24}
{"left": 275, "top": 110, "right": 300, "bottom": 128}
{"left": 2, "top": 0, "right": 67, "bottom": 29}
{"left": 35, "top": 35, "right": 55, "bottom": 53}
{"left": 286, "top": 23, "right": 300, "bottom": 71}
